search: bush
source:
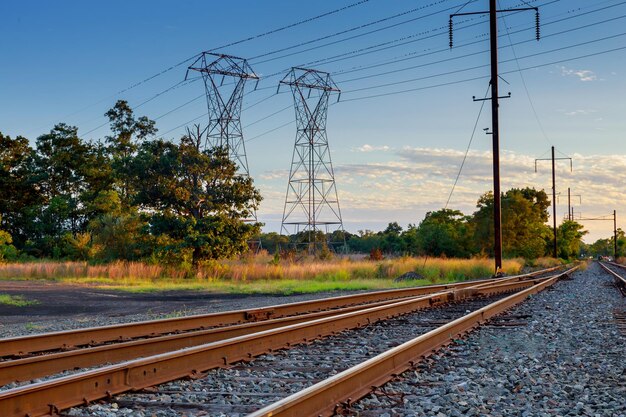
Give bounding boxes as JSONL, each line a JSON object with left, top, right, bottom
{"left": 369, "top": 247, "right": 384, "bottom": 261}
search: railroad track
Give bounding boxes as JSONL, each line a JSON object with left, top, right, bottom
{"left": 0, "top": 265, "right": 574, "bottom": 417}
{"left": 598, "top": 261, "right": 626, "bottom": 295}
{"left": 0, "top": 266, "right": 561, "bottom": 359}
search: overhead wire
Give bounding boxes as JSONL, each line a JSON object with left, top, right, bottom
{"left": 250, "top": 0, "right": 453, "bottom": 63}
{"left": 499, "top": 2, "right": 554, "bottom": 148}
{"left": 332, "top": 0, "right": 625, "bottom": 81}
{"left": 36, "top": 0, "right": 373, "bottom": 136}
{"left": 339, "top": 42, "right": 626, "bottom": 102}
{"left": 445, "top": 84, "right": 490, "bottom": 209}
{"left": 90, "top": 0, "right": 626, "bottom": 141}
{"left": 339, "top": 30, "right": 626, "bottom": 97}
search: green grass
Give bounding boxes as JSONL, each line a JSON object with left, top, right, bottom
{"left": 48, "top": 276, "right": 458, "bottom": 295}
{"left": 0, "top": 293, "right": 38, "bottom": 307}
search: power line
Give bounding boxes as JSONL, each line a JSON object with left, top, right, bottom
{"left": 250, "top": 1, "right": 450, "bottom": 62}
{"left": 35, "top": 1, "right": 372, "bottom": 136}
{"left": 500, "top": 5, "right": 554, "bottom": 148}
{"left": 84, "top": 0, "right": 626, "bottom": 133}
{"left": 333, "top": 0, "right": 623, "bottom": 78}
{"left": 445, "top": 84, "right": 490, "bottom": 209}
{"left": 340, "top": 43, "right": 626, "bottom": 101}
{"left": 211, "top": 0, "right": 373, "bottom": 52}
{"left": 341, "top": 31, "right": 626, "bottom": 96}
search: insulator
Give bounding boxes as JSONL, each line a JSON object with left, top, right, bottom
{"left": 449, "top": 18, "right": 454, "bottom": 48}
{"left": 536, "top": 11, "right": 540, "bottom": 40}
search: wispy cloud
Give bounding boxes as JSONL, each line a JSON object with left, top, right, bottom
{"left": 561, "top": 109, "right": 598, "bottom": 117}
{"left": 257, "top": 147, "right": 626, "bottom": 242}
{"left": 560, "top": 66, "right": 597, "bottom": 82}
{"left": 354, "top": 144, "right": 391, "bottom": 153}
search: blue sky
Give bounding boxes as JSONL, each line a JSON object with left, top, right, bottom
{"left": 1, "top": 0, "right": 625, "bottom": 242}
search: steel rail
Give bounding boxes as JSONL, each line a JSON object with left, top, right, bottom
{"left": 598, "top": 262, "right": 626, "bottom": 294}
{"left": 0, "top": 273, "right": 561, "bottom": 417}
{"left": 248, "top": 265, "right": 579, "bottom": 417}
{"left": 0, "top": 266, "right": 562, "bottom": 358}
{"left": 0, "top": 274, "right": 539, "bottom": 386}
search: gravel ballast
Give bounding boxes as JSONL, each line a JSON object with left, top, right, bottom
{"left": 346, "top": 262, "right": 625, "bottom": 417}
{"left": 7, "top": 263, "right": 625, "bottom": 416}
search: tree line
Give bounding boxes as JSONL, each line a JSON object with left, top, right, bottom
{"left": 0, "top": 101, "right": 260, "bottom": 267}
{"left": 261, "top": 188, "right": 590, "bottom": 260}
{"left": 0, "top": 100, "right": 608, "bottom": 265}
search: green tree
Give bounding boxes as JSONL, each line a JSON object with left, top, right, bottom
{"left": 472, "top": 188, "right": 551, "bottom": 259}
{"left": 259, "top": 232, "right": 290, "bottom": 254}
{"left": 346, "top": 229, "right": 383, "bottom": 254}
{"left": 0, "top": 216, "right": 18, "bottom": 262}
{"left": 105, "top": 100, "right": 157, "bottom": 207}
{"left": 0, "top": 132, "right": 41, "bottom": 248}
{"left": 557, "top": 220, "right": 588, "bottom": 259}
{"left": 132, "top": 135, "right": 262, "bottom": 267}
{"left": 415, "top": 209, "right": 473, "bottom": 257}
{"left": 30, "top": 124, "right": 97, "bottom": 256}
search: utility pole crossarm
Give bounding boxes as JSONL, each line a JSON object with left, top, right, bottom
{"left": 449, "top": 1, "right": 541, "bottom": 274}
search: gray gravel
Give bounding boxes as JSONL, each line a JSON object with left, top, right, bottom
{"left": 66, "top": 294, "right": 509, "bottom": 417}
{"left": 346, "top": 262, "right": 625, "bottom": 417}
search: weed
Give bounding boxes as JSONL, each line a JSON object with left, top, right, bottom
{"left": 0, "top": 294, "right": 38, "bottom": 307}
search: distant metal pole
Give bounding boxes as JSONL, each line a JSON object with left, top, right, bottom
{"left": 551, "top": 146, "right": 557, "bottom": 258}
{"left": 614, "top": 209, "right": 617, "bottom": 259}
{"left": 489, "top": 0, "right": 503, "bottom": 274}
{"left": 568, "top": 187, "right": 571, "bottom": 221}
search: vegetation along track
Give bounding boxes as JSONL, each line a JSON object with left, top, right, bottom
{"left": 598, "top": 261, "right": 626, "bottom": 295}
{"left": 0, "top": 266, "right": 561, "bottom": 359}
{"left": 0, "top": 266, "right": 574, "bottom": 417}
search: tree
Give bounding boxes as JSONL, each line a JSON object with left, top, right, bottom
{"left": 557, "top": 220, "right": 588, "bottom": 259}
{"left": 30, "top": 124, "right": 96, "bottom": 256}
{"left": 0, "top": 132, "right": 40, "bottom": 249}
{"left": 132, "top": 135, "right": 262, "bottom": 267}
{"left": 105, "top": 100, "right": 157, "bottom": 207}
{"left": 0, "top": 216, "right": 18, "bottom": 262}
{"left": 472, "top": 188, "right": 551, "bottom": 259}
{"left": 414, "top": 209, "right": 473, "bottom": 257}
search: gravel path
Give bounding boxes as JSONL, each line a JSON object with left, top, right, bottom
{"left": 345, "top": 262, "right": 625, "bottom": 417}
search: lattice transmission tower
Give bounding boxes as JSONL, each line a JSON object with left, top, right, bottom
{"left": 186, "top": 53, "right": 258, "bottom": 176}
{"left": 279, "top": 67, "right": 345, "bottom": 253}
{"left": 186, "top": 52, "right": 260, "bottom": 222}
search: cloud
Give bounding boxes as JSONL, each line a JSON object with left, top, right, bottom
{"left": 561, "top": 109, "right": 597, "bottom": 117}
{"left": 560, "top": 66, "right": 597, "bottom": 82}
{"left": 255, "top": 147, "right": 626, "bottom": 242}
{"left": 354, "top": 144, "right": 391, "bottom": 153}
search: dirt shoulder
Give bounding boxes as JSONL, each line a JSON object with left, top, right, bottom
{"left": 0, "top": 280, "right": 362, "bottom": 336}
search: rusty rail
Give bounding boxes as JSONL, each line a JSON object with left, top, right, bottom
{"left": 0, "top": 272, "right": 563, "bottom": 417}
{"left": 0, "top": 266, "right": 562, "bottom": 358}
{"left": 247, "top": 266, "right": 578, "bottom": 417}
{"left": 599, "top": 262, "right": 626, "bottom": 294}
{"left": 0, "top": 274, "right": 540, "bottom": 386}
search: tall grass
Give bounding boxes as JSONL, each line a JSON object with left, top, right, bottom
{"left": 0, "top": 256, "right": 525, "bottom": 293}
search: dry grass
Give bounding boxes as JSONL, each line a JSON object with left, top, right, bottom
{"left": 0, "top": 256, "right": 525, "bottom": 294}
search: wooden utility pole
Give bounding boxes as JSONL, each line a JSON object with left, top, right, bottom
{"left": 450, "top": 1, "right": 540, "bottom": 274}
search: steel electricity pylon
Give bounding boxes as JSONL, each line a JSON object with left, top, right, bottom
{"left": 186, "top": 52, "right": 259, "bottom": 178}
{"left": 279, "top": 67, "right": 345, "bottom": 254}
{"left": 186, "top": 52, "right": 260, "bottom": 226}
